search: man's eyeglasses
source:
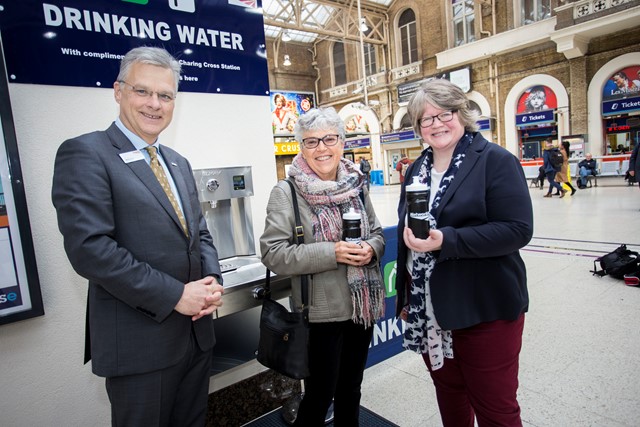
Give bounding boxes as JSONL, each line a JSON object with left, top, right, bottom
{"left": 301, "top": 134, "right": 341, "bottom": 149}
{"left": 119, "top": 81, "right": 176, "bottom": 103}
{"left": 418, "top": 110, "right": 457, "bottom": 128}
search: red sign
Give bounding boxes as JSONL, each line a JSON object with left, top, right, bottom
{"left": 607, "top": 125, "right": 631, "bottom": 132}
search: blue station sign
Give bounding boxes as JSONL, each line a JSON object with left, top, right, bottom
{"left": 602, "top": 96, "right": 640, "bottom": 117}
{"left": 380, "top": 130, "right": 418, "bottom": 144}
{"left": 0, "top": 0, "right": 269, "bottom": 96}
{"left": 477, "top": 118, "right": 491, "bottom": 132}
{"left": 344, "top": 137, "right": 370, "bottom": 150}
{"left": 515, "top": 109, "right": 555, "bottom": 127}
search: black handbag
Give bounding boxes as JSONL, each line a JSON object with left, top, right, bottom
{"left": 256, "top": 179, "right": 310, "bottom": 379}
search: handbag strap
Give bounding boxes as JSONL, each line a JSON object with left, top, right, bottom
{"left": 264, "top": 179, "right": 309, "bottom": 309}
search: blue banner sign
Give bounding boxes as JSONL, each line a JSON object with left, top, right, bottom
{"left": 366, "top": 226, "right": 404, "bottom": 368}
{"left": 0, "top": 0, "right": 269, "bottom": 96}
{"left": 344, "top": 137, "right": 370, "bottom": 150}
{"left": 602, "top": 96, "right": 640, "bottom": 117}
{"left": 477, "top": 118, "right": 491, "bottom": 132}
{"left": 515, "top": 109, "right": 555, "bottom": 127}
{"left": 380, "top": 130, "right": 417, "bottom": 144}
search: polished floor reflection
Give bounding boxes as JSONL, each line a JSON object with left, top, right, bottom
{"left": 362, "top": 180, "right": 640, "bottom": 427}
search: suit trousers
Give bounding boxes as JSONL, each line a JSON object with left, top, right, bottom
{"left": 293, "top": 320, "right": 374, "bottom": 427}
{"left": 106, "top": 327, "right": 212, "bottom": 427}
{"left": 423, "top": 314, "right": 525, "bottom": 427}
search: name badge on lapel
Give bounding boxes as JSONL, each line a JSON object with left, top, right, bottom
{"left": 119, "top": 150, "right": 145, "bottom": 164}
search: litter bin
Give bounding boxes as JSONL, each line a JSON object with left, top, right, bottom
{"left": 370, "top": 170, "right": 384, "bottom": 186}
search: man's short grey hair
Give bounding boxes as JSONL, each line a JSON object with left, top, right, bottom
{"left": 407, "top": 78, "right": 479, "bottom": 137}
{"left": 117, "top": 47, "right": 182, "bottom": 91}
{"left": 294, "top": 107, "right": 345, "bottom": 142}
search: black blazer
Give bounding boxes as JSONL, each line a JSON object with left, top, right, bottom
{"left": 52, "top": 123, "right": 221, "bottom": 377}
{"left": 395, "top": 133, "right": 533, "bottom": 330}
{"left": 630, "top": 142, "right": 640, "bottom": 179}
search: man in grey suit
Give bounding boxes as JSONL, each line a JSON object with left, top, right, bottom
{"left": 52, "top": 47, "right": 224, "bottom": 426}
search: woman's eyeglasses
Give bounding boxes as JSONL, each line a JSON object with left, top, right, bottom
{"left": 418, "top": 110, "right": 457, "bottom": 128}
{"left": 301, "top": 134, "right": 340, "bottom": 149}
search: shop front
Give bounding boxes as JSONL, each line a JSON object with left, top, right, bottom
{"left": 344, "top": 135, "right": 372, "bottom": 169}
{"left": 380, "top": 130, "right": 422, "bottom": 185}
{"left": 273, "top": 139, "right": 299, "bottom": 180}
{"left": 600, "top": 64, "right": 640, "bottom": 155}
{"left": 515, "top": 85, "right": 559, "bottom": 160}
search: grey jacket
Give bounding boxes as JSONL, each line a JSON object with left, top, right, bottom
{"left": 260, "top": 180, "right": 385, "bottom": 323}
{"left": 52, "top": 123, "right": 220, "bottom": 377}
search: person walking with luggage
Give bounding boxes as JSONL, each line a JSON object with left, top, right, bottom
{"left": 543, "top": 140, "right": 565, "bottom": 198}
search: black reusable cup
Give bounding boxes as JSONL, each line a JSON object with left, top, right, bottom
{"left": 406, "top": 176, "right": 429, "bottom": 239}
{"left": 342, "top": 208, "right": 362, "bottom": 244}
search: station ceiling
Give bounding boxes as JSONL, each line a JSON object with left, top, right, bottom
{"left": 262, "top": 0, "right": 393, "bottom": 45}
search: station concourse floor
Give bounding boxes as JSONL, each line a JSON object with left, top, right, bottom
{"left": 360, "top": 180, "right": 640, "bottom": 427}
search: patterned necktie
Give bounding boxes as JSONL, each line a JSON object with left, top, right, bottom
{"left": 145, "top": 146, "right": 189, "bottom": 237}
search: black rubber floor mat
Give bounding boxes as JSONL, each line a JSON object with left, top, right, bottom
{"left": 242, "top": 405, "right": 399, "bottom": 427}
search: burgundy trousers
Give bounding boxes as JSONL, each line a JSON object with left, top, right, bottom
{"left": 423, "top": 314, "right": 525, "bottom": 427}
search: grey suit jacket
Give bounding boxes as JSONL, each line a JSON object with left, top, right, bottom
{"left": 52, "top": 123, "right": 221, "bottom": 377}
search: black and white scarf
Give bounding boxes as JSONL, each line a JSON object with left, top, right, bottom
{"left": 403, "top": 132, "right": 473, "bottom": 370}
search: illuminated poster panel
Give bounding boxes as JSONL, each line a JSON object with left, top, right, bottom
{"left": 516, "top": 85, "right": 558, "bottom": 113}
{"left": 270, "top": 91, "right": 315, "bottom": 136}
{"left": 601, "top": 65, "right": 640, "bottom": 117}
{"left": 0, "top": 0, "right": 269, "bottom": 96}
{"left": 0, "top": 39, "right": 44, "bottom": 325}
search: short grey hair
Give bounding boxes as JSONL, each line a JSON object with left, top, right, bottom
{"left": 294, "top": 107, "right": 346, "bottom": 143}
{"left": 407, "top": 79, "right": 479, "bottom": 137}
{"left": 117, "top": 47, "right": 181, "bottom": 90}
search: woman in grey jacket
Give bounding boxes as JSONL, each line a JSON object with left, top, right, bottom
{"left": 260, "top": 107, "right": 385, "bottom": 427}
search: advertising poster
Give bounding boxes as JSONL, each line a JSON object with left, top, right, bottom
{"left": 516, "top": 85, "right": 557, "bottom": 113}
{"left": 602, "top": 66, "right": 640, "bottom": 101}
{"left": 345, "top": 114, "right": 370, "bottom": 134}
{"left": 601, "top": 65, "right": 640, "bottom": 117}
{"left": 270, "top": 91, "right": 315, "bottom": 136}
{"left": 0, "top": 0, "right": 269, "bottom": 96}
{"left": 0, "top": 44, "right": 44, "bottom": 324}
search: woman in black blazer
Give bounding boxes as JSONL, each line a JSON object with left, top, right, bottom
{"left": 395, "top": 79, "right": 533, "bottom": 426}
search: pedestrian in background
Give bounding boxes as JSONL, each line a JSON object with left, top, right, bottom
{"left": 578, "top": 153, "right": 598, "bottom": 188}
{"left": 395, "top": 153, "right": 412, "bottom": 184}
{"left": 359, "top": 156, "right": 371, "bottom": 189}
{"left": 543, "top": 140, "right": 565, "bottom": 198}
{"left": 555, "top": 141, "right": 576, "bottom": 196}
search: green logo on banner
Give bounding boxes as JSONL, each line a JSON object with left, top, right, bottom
{"left": 383, "top": 261, "right": 397, "bottom": 298}
{"left": 122, "top": 0, "right": 149, "bottom": 4}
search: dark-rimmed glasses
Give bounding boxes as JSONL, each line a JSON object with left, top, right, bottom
{"left": 301, "top": 134, "right": 340, "bottom": 149}
{"left": 118, "top": 81, "right": 176, "bottom": 103}
{"left": 418, "top": 110, "right": 457, "bottom": 128}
